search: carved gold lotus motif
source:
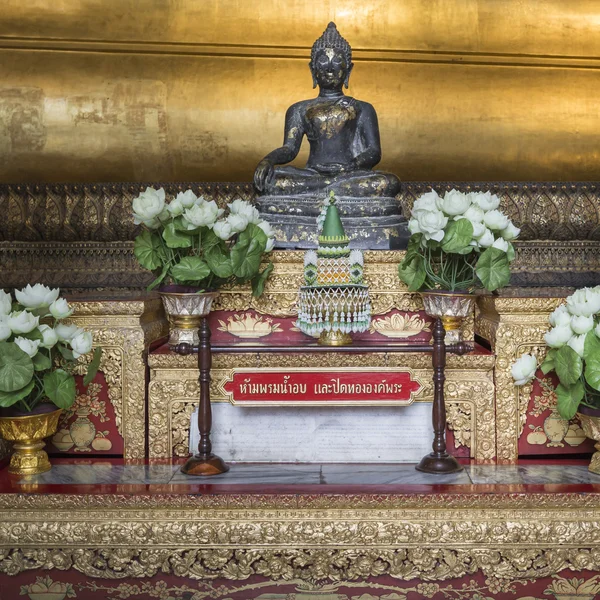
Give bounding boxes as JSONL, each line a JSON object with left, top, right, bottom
{"left": 218, "top": 314, "right": 282, "bottom": 339}
{"left": 370, "top": 313, "right": 430, "bottom": 338}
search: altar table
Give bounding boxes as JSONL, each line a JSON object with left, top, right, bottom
{"left": 1, "top": 458, "right": 600, "bottom": 599}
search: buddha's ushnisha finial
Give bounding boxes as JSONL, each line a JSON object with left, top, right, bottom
{"left": 311, "top": 22, "right": 352, "bottom": 66}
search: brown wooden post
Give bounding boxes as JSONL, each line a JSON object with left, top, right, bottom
{"left": 416, "top": 318, "right": 463, "bottom": 474}
{"left": 181, "top": 317, "right": 229, "bottom": 476}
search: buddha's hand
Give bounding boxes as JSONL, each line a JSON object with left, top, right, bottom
{"left": 254, "top": 160, "right": 274, "bottom": 192}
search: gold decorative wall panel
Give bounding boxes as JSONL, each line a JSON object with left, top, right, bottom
{"left": 2, "top": 2, "right": 600, "bottom": 182}
{"left": 148, "top": 351, "right": 495, "bottom": 460}
{"left": 1, "top": 182, "right": 599, "bottom": 289}
{"left": 476, "top": 293, "right": 566, "bottom": 462}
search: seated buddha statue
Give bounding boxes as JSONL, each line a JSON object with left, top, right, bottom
{"left": 253, "top": 22, "right": 404, "bottom": 249}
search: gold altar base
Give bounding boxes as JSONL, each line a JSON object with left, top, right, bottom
{"left": 0, "top": 410, "right": 62, "bottom": 475}
{"left": 1, "top": 480, "right": 600, "bottom": 584}
{"left": 318, "top": 330, "right": 353, "bottom": 346}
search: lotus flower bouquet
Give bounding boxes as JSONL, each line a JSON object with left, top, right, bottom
{"left": 0, "top": 285, "right": 101, "bottom": 414}
{"left": 399, "top": 189, "right": 519, "bottom": 293}
{"left": 132, "top": 187, "right": 275, "bottom": 296}
{"left": 512, "top": 287, "right": 600, "bottom": 420}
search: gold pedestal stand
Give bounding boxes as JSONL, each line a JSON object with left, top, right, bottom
{"left": 318, "top": 330, "right": 353, "bottom": 346}
{"left": 0, "top": 410, "right": 62, "bottom": 475}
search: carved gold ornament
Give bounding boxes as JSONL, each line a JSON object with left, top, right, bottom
{"left": 369, "top": 313, "right": 430, "bottom": 338}
{"left": 1, "top": 492, "right": 600, "bottom": 581}
{"left": 217, "top": 313, "right": 282, "bottom": 338}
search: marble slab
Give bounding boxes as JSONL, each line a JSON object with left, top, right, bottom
{"left": 468, "top": 464, "right": 600, "bottom": 485}
{"left": 170, "top": 463, "right": 321, "bottom": 485}
{"left": 320, "top": 463, "right": 471, "bottom": 485}
{"left": 189, "top": 403, "right": 435, "bottom": 463}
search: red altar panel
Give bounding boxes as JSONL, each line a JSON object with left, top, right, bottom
{"left": 518, "top": 369, "right": 595, "bottom": 456}
{"left": 45, "top": 372, "right": 124, "bottom": 457}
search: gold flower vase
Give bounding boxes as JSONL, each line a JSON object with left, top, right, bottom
{"left": 577, "top": 409, "right": 600, "bottom": 475}
{"left": 0, "top": 409, "right": 62, "bottom": 475}
{"left": 420, "top": 291, "right": 475, "bottom": 344}
{"left": 159, "top": 288, "right": 219, "bottom": 347}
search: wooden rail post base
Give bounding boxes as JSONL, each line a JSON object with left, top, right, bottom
{"left": 181, "top": 317, "right": 229, "bottom": 476}
{"left": 416, "top": 318, "right": 463, "bottom": 474}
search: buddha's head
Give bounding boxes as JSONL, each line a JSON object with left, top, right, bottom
{"left": 309, "top": 22, "right": 353, "bottom": 90}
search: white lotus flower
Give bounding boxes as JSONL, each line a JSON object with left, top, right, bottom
{"left": 14, "top": 336, "right": 40, "bottom": 358}
{"left": 55, "top": 323, "right": 83, "bottom": 342}
{"left": 175, "top": 189, "right": 197, "bottom": 208}
{"left": 473, "top": 191, "right": 501, "bottom": 211}
{"left": 415, "top": 210, "right": 448, "bottom": 242}
{"left": 408, "top": 218, "right": 421, "bottom": 235}
{"left": 567, "top": 288, "right": 600, "bottom": 317}
{"left": 227, "top": 199, "right": 260, "bottom": 224}
{"left": 15, "top": 284, "right": 60, "bottom": 309}
{"left": 501, "top": 221, "right": 520, "bottom": 241}
{"left": 491, "top": 237, "right": 509, "bottom": 252}
{"left": 167, "top": 198, "right": 184, "bottom": 216}
{"left": 568, "top": 333, "right": 587, "bottom": 358}
{"left": 49, "top": 298, "right": 73, "bottom": 319}
{"left": 511, "top": 353, "right": 537, "bottom": 386}
{"left": 0, "top": 290, "right": 12, "bottom": 316}
{"left": 0, "top": 315, "right": 11, "bottom": 342}
{"left": 265, "top": 237, "right": 275, "bottom": 252}
{"left": 571, "top": 314, "right": 595, "bottom": 335}
{"left": 544, "top": 325, "right": 573, "bottom": 348}
{"left": 70, "top": 331, "right": 93, "bottom": 358}
{"left": 212, "top": 220, "right": 233, "bottom": 240}
{"left": 257, "top": 220, "right": 275, "bottom": 238}
{"left": 483, "top": 209, "right": 509, "bottom": 231}
{"left": 412, "top": 191, "right": 441, "bottom": 214}
{"left": 439, "top": 189, "right": 471, "bottom": 216}
{"left": 596, "top": 322, "right": 600, "bottom": 339}
{"left": 132, "top": 187, "right": 166, "bottom": 226}
{"left": 549, "top": 304, "right": 571, "bottom": 328}
{"left": 183, "top": 201, "right": 220, "bottom": 228}
{"left": 226, "top": 213, "right": 250, "bottom": 233}
{"left": 463, "top": 205, "right": 485, "bottom": 223}
{"left": 476, "top": 228, "right": 495, "bottom": 248}
{"left": 8, "top": 310, "right": 40, "bottom": 334}
{"left": 38, "top": 324, "right": 59, "bottom": 348}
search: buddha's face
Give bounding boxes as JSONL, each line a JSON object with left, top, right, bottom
{"left": 311, "top": 48, "right": 352, "bottom": 90}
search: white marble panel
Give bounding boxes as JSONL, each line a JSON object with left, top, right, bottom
{"left": 189, "top": 403, "right": 434, "bottom": 463}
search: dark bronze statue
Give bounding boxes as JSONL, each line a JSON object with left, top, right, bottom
{"left": 254, "top": 22, "right": 405, "bottom": 249}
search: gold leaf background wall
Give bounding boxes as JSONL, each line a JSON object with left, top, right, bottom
{"left": 1, "top": 0, "right": 599, "bottom": 182}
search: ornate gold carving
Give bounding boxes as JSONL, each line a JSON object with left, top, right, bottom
{"left": 578, "top": 412, "right": 600, "bottom": 475}
{"left": 70, "top": 298, "right": 167, "bottom": 459}
{"left": 401, "top": 183, "right": 600, "bottom": 242}
{"left": 3, "top": 184, "right": 599, "bottom": 290}
{"left": 1, "top": 494, "right": 600, "bottom": 581}
{"left": 149, "top": 352, "right": 495, "bottom": 459}
{"left": 476, "top": 294, "right": 565, "bottom": 462}
{"left": 370, "top": 313, "right": 430, "bottom": 338}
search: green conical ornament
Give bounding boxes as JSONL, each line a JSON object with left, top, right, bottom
{"left": 319, "top": 193, "right": 349, "bottom": 247}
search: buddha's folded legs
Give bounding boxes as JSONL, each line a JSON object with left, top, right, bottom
{"left": 263, "top": 165, "right": 400, "bottom": 198}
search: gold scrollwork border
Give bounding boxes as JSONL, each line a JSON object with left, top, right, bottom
{"left": 1, "top": 494, "right": 600, "bottom": 581}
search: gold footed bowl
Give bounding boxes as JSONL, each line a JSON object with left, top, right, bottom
{"left": 159, "top": 288, "right": 218, "bottom": 347}
{"left": 318, "top": 329, "right": 353, "bottom": 346}
{"left": 577, "top": 410, "right": 600, "bottom": 475}
{"left": 0, "top": 408, "right": 62, "bottom": 475}
{"left": 420, "top": 290, "right": 475, "bottom": 344}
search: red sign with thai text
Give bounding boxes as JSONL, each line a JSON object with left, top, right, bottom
{"left": 223, "top": 369, "right": 422, "bottom": 405}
